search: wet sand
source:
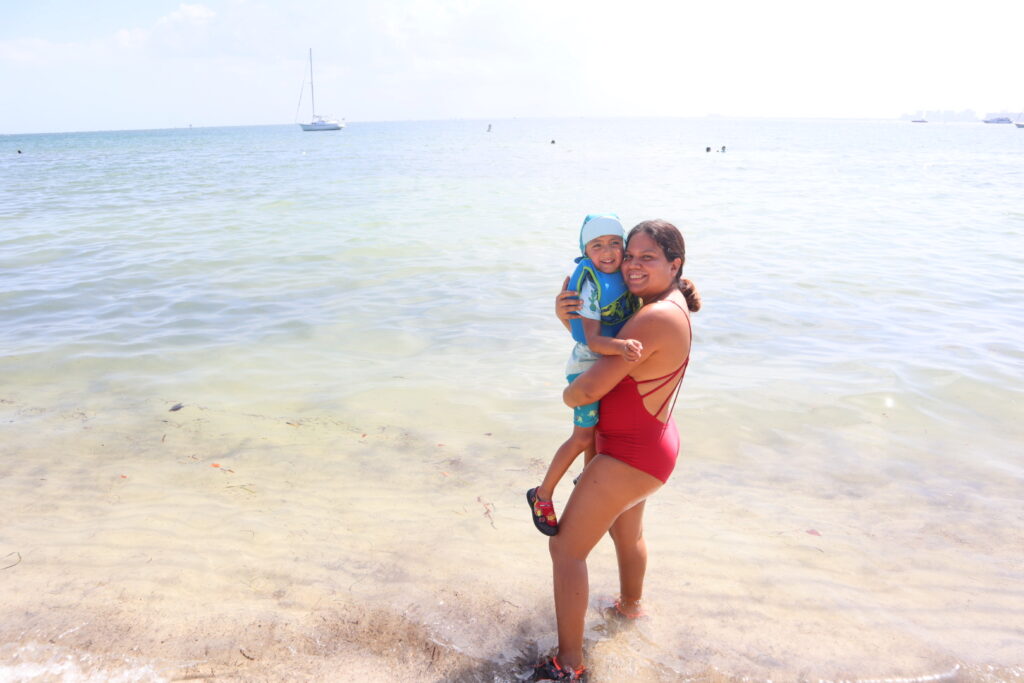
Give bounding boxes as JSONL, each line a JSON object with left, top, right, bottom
{"left": 1, "top": 395, "right": 1021, "bottom": 682}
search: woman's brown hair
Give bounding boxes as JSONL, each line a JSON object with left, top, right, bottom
{"left": 627, "top": 219, "right": 701, "bottom": 312}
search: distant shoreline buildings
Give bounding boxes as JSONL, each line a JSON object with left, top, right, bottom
{"left": 901, "top": 109, "right": 1019, "bottom": 122}
{"left": 901, "top": 109, "right": 978, "bottom": 122}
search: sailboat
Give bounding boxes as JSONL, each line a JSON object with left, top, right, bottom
{"left": 298, "top": 49, "right": 343, "bottom": 132}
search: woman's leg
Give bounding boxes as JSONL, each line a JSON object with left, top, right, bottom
{"left": 548, "top": 455, "right": 662, "bottom": 670}
{"left": 608, "top": 501, "right": 647, "bottom": 614}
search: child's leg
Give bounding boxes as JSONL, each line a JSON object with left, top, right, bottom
{"left": 569, "top": 430, "right": 597, "bottom": 488}
{"left": 537, "top": 425, "right": 594, "bottom": 501}
{"left": 582, "top": 437, "right": 597, "bottom": 467}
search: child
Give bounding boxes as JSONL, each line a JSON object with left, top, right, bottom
{"left": 527, "top": 214, "right": 641, "bottom": 536}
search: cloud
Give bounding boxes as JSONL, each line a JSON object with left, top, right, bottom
{"left": 157, "top": 3, "right": 217, "bottom": 27}
{"left": 0, "top": 37, "right": 56, "bottom": 65}
{"left": 134, "top": 3, "right": 219, "bottom": 53}
{"left": 0, "top": 35, "right": 113, "bottom": 67}
{"left": 115, "top": 28, "right": 149, "bottom": 50}
{"left": 1, "top": 3, "right": 218, "bottom": 66}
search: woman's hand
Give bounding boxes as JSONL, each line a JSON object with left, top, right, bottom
{"left": 556, "top": 276, "right": 582, "bottom": 323}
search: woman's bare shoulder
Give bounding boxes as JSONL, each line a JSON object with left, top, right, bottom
{"left": 635, "top": 296, "right": 689, "bottom": 322}
{"left": 621, "top": 297, "right": 688, "bottom": 338}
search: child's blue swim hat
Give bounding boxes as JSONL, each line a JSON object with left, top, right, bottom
{"left": 578, "top": 213, "right": 625, "bottom": 255}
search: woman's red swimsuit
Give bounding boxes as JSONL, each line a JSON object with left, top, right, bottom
{"left": 595, "top": 303, "right": 691, "bottom": 483}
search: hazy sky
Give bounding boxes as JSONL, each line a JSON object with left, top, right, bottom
{"left": 2, "top": 0, "right": 1022, "bottom": 134}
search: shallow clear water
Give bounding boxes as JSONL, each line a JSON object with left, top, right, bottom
{"left": 1, "top": 119, "right": 1022, "bottom": 681}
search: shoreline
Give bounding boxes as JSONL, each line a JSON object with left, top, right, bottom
{"left": 0, "top": 604, "right": 1002, "bottom": 683}
{"left": 1, "top": 395, "right": 1021, "bottom": 681}
{"left": 0, "top": 602, "right": 488, "bottom": 682}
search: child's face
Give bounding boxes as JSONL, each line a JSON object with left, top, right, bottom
{"left": 585, "top": 235, "right": 624, "bottom": 273}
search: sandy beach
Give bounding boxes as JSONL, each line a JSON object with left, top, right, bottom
{"left": 0, "top": 396, "right": 523, "bottom": 682}
{"left": 2, "top": 392, "right": 1021, "bottom": 682}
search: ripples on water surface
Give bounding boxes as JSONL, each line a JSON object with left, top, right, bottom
{"left": 1, "top": 119, "right": 1022, "bottom": 681}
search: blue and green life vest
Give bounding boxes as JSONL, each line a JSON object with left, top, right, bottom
{"left": 568, "top": 257, "right": 639, "bottom": 344}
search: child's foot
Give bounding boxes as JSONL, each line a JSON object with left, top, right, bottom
{"left": 526, "top": 487, "right": 558, "bottom": 536}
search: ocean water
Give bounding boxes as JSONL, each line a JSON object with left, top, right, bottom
{"left": 1, "top": 118, "right": 1022, "bottom": 682}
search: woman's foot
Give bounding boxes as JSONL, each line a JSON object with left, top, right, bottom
{"left": 604, "top": 597, "right": 647, "bottom": 620}
{"left": 526, "top": 487, "right": 558, "bottom": 536}
{"left": 533, "top": 655, "right": 586, "bottom": 681}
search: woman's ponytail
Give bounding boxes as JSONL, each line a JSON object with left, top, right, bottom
{"left": 679, "top": 277, "right": 701, "bottom": 312}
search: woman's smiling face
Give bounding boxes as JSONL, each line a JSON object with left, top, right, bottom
{"left": 584, "top": 235, "right": 624, "bottom": 274}
{"left": 623, "top": 232, "right": 681, "bottom": 297}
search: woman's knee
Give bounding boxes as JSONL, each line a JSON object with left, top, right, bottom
{"left": 548, "top": 534, "right": 567, "bottom": 562}
{"left": 609, "top": 522, "right": 644, "bottom": 548}
{"left": 548, "top": 534, "right": 586, "bottom": 566}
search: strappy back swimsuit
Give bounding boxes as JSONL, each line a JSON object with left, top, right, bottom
{"left": 595, "top": 300, "right": 691, "bottom": 483}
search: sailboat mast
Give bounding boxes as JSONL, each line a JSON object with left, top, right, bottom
{"left": 309, "top": 48, "right": 315, "bottom": 118}
{"left": 297, "top": 48, "right": 341, "bottom": 130}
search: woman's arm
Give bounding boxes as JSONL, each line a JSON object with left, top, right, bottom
{"left": 563, "top": 309, "right": 664, "bottom": 407}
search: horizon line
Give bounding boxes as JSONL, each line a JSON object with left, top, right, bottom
{"left": 3, "top": 113, "right": 1005, "bottom": 137}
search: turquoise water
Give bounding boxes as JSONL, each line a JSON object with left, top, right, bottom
{"left": 1, "top": 119, "right": 1022, "bottom": 681}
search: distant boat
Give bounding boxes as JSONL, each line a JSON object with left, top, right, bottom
{"left": 982, "top": 116, "right": 1012, "bottom": 124}
{"left": 911, "top": 119, "right": 928, "bottom": 123}
{"left": 301, "top": 115, "right": 342, "bottom": 132}
{"left": 298, "top": 49, "right": 343, "bottom": 132}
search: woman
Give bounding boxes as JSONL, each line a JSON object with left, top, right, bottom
{"left": 533, "top": 220, "right": 701, "bottom": 682}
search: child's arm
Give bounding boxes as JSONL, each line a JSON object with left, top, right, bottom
{"left": 581, "top": 318, "right": 643, "bottom": 362}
